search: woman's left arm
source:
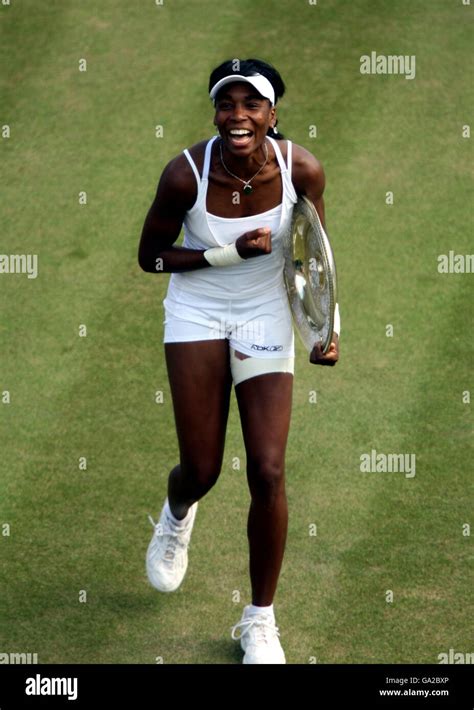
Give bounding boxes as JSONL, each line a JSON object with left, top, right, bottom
{"left": 291, "top": 144, "right": 340, "bottom": 367}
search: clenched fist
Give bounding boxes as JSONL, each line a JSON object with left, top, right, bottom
{"left": 236, "top": 228, "right": 272, "bottom": 259}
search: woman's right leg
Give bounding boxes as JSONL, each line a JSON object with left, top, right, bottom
{"left": 164, "top": 339, "right": 232, "bottom": 520}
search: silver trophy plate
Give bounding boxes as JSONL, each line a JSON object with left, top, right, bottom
{"left": 283, "top": 195, "right": 338, "bottom": 354}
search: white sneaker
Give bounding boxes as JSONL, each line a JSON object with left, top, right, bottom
{"left": 146, "top": 498, "right": 198, "bottom": 592}
{"left": 231, "top": 605, "right": 286, "bottom": 664}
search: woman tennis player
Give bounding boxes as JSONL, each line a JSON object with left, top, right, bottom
{"left": 138, "top": 58, "right": 340, "bottom": 664}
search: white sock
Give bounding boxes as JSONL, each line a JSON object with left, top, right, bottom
{"left": 247, "top": 603, "right": 274, "bottom": 617}
{"left": 164, "top": 498, "right": 189, "bottom": 527}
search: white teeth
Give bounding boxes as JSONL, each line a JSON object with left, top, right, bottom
{"left": 230, "top": 129, "right": 251, "bottom": 136}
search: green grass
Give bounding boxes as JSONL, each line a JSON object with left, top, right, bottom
{"left": 0, "top": 0, "right": 472, "bottom": 664}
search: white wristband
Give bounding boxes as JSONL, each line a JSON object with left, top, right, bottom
{"left": 203, "top": 242, "right": 245, "bottom": 267}
{"left": 333, "top": 302, "right": 341, "bottom": 336}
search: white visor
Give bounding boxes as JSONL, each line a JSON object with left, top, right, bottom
{"left": 209, "top": 74, "right": 275, "bottom": 107}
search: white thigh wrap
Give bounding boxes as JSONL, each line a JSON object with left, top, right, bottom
{"left": 230, "top": 347, "right": 295, "bottom": 386}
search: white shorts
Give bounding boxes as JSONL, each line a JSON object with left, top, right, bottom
{"left": 163, "top": 284, "right": 295, "bottom": 385}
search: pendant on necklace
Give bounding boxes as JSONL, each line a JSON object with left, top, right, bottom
{"left": 243, "top": 184, "right": 253, "bottom": 195}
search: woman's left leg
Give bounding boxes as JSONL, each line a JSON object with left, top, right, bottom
{"left": 234, "top": 371, "right": 293, "bottom": 606}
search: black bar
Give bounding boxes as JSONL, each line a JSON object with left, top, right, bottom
{"left": 0, "top": 664, "right": 471, "bottom": 708}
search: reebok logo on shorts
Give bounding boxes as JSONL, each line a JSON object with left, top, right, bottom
{"left": 251, "top": 345, "right": 284, "bottom": 352}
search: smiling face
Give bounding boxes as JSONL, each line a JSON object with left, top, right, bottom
{"left": 213, "top": 82, "right": 276, "bottom": 157}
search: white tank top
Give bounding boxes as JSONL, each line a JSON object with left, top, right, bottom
{"left": 166, "top": 135, "right": 298, "bottom": 300}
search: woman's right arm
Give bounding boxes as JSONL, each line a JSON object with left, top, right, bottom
{"left": 138, "top": 153, "right": 211, "bottom": 273}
